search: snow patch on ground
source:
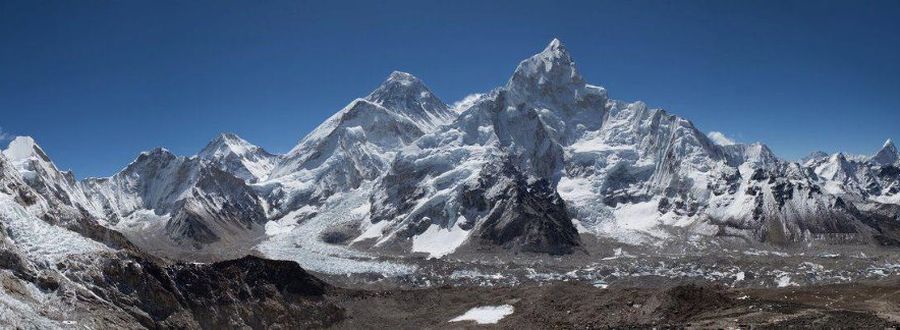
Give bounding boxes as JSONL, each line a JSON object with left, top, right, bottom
{"left": 449, "top": 304, "right": 514, "bottom": 325}
{"left": 776, "top": 275, "right": 796, "bottom": 287}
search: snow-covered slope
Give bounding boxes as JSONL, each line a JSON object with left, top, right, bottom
{"left": 2, "top": 137, "right": 98, "bottom": 222}
{"left": 262, "top": 71, "right": 457, "bottom": 219}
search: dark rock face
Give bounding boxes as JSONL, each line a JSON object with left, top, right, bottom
{"left": 166, "top": 205, "right": 220, "bottom": 245}
{"left": 97, "top": 254, "right": 343, "bottom": 329}
{"left": 371, "top": 152, "right": 582, "bottom": 255}
{"left": 471, "top": 161, "right": 581, "bottom": 255}
{"left": 708, "top": 164, "right": 886, "bottom": 245}
{"left": 169, "top": 256, "right": 342, "bottom": 329}
{"left": 165, "top": 166, "right": 268, "bottom": 245}
{"left": 67, "top": 212, "right": 144, "bottom": 251}
{"left": 368, "top": 158, "right": 431, "bottom": 225}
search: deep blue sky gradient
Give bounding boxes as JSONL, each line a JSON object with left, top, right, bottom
{"left": 2, "top": 0, "right": 899, "bottom": 178}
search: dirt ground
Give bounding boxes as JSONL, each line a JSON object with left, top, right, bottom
{"left": 324, "top": 276, "right": 900, "bottom": 329}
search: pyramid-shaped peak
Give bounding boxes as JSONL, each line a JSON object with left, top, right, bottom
{"left": 872, "top": 138, "right": 899, "bottom": 165}
{"left": 547, "top": 38, "right": 562, "bottom": 48}
{"left": 506, "top": 38, "right": 594, "bottom": 104}
{"left": 217, "top": 132, "right": 242, "bottom": 140}
{"left": 510, "top": 38, "right": 579, "bottom": 81}
{"left": 542, "top": 38, "right": 569, "bottom": 57}
{"left": 200, "top": 132, "right": 267, "bottom": 159}
{"left": 385, "top": 71, "right": 421, "bottom": 85}
{"left": 525, "top": 38, "right": 573, "bottom": 66}
{"left": 368, "top": 71, "right": 431, "bottom": 98}
{"left": 207, "top": 132, "right": 251, "bottom": 147}
{"left": 364, "top": 71, "right": 452, "bottom": 123}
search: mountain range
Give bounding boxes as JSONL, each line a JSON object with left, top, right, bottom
{"left": 11, "top": 39, "right": 899, "bottom": 256}
{"left": 2, "top": 37, "right": 899, "bottom": 327}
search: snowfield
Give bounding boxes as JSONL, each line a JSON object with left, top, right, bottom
{"left": 0, "top": 195, "right": 109, "bottom": 263}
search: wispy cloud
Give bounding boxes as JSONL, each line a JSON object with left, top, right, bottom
{"left": 707, "top": 131, "right": 736, "bottom": 146}
{"left": 450, "top": 93, "right": 483, "bottom": 113}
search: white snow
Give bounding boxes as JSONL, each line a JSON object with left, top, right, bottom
{"left": 353, "top": 217, "right": 391, "bottom": 243}
{"left": 776, "top": 275, "right": 795, "bottom": 287}
{"left": 2, "top": 136, "right": 41, "bottom": 162}
{"left": 449, "top": 305, "right": 514, "bottom": 325}
{"left": 613, "top": 201, "right": 661, "bottom": 231}
{"left": 411, "top": 220, "right": 470, "bottom": 259}
{"left": 569, "top": 137, "right": 633, "bottom": 153}
{"left": 197, "top": 133, "right": 276, "bottom": 181}
{"left": 557, "top": 176, "right": 595, "bottom": 202}
{"left": 0, "top": 195, "right": 109, "bottom": 263}
{"left": 872, "top": 194, "right": 900, "bottom": 205}
{"left": 264, "top": 218, "right": 296, "bottom": 236}
{"left": 256, "top": 187, "right": 416, "bottom": 275}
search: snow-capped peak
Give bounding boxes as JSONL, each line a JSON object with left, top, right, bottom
{"left": 542, "top": 38, "right": 570, "bottom": 61}
{"left": 197, "top": 132, "right": 274, "bottom": 182}
{"left": 383, "top": 71, "right": 421, "bottom": 86}
{"left": 199, "top": 132, "right": 266, "bottom": 160}
{"left": 366, "top": 71, "right": 431, "bottom": 104}
{"left": 743, "top": 142, "right": 779, "bottom": 165}
{"left": 271, "top": 71, "right": 456, "bottom": 181}
{"left": 139, "top": 147, "right": 175, "bottom": 159}
{"left": 505, "top": 39, "right": 605, "bottom": 111}
{"left": 508, "top": 38, "right": 579, "bottom": 89}
{"left": 3, "top": 136, "right": 49, "bottom": 163}
{"left": 872, "top": 138, "right": 898, "bottom": 165}
{"left": 364, "top": 71, "right": 456, "bottom": 130}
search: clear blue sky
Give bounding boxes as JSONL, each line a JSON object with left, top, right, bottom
{"left": 2, "top": 0, "right": 898, "bottom": 178}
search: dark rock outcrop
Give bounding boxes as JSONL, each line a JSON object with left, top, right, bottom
{"left": 470, "top": 161, "right": 581, "bottom": 255}
{"left": 96, "top": 254, "right": 343, "bottom": 329}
